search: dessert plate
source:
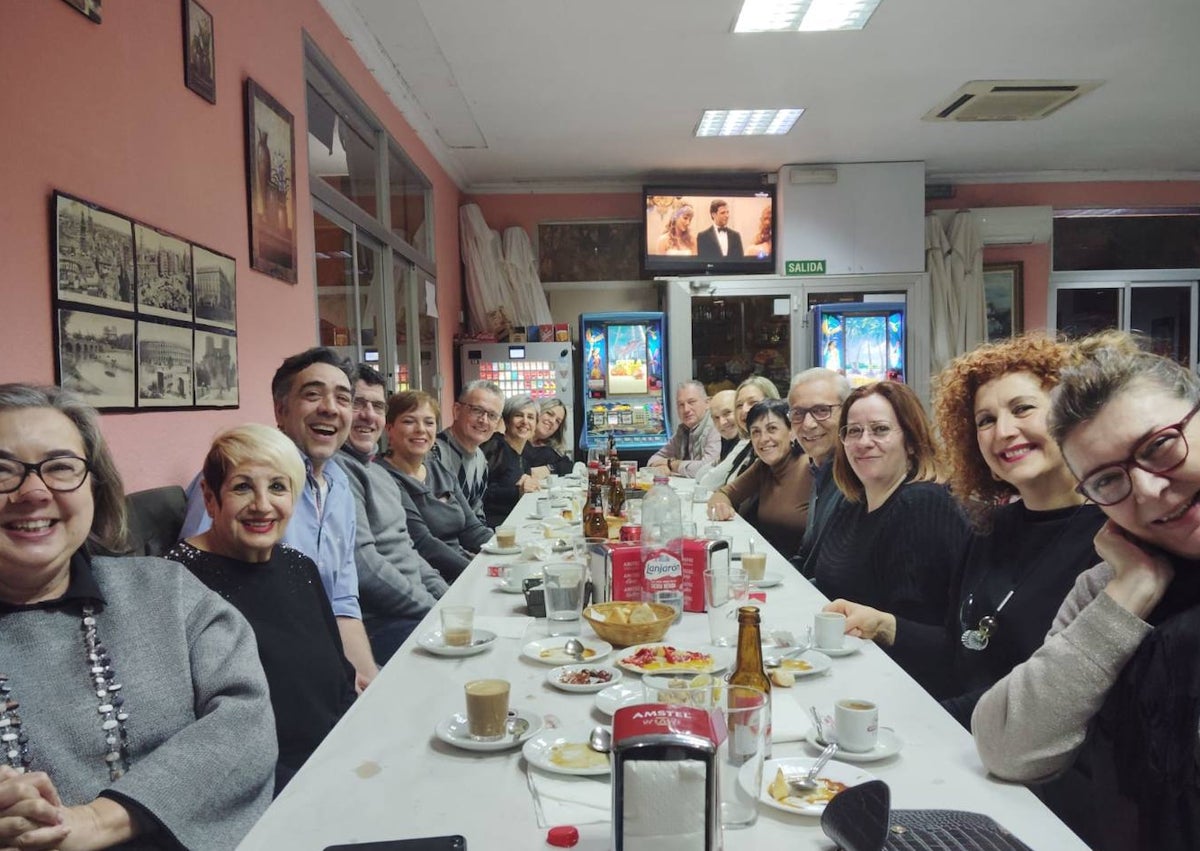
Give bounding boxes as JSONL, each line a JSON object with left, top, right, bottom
{"left": 522, "top": 726, "right": 612, "bottom": 776}
{"left": 522, "top": 637, "right": 613, "bottom": 666}
{"left": 746, "top": 757, "right": 878, "bottom": 816}
{"left": 546, "top": 664, "right": 622, "bottom": 693}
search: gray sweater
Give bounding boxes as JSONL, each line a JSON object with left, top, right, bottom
{"left": 335, "top": 447, "right": 448, "bottom": 621}
{"left": 435, "top": 429, "right": 489, "bottom": 525}
{"left": 0, "top": 556, "right": 275, "bottom": 850}
{"left": 382, "top": 453, "right": 492, "bottom": 582}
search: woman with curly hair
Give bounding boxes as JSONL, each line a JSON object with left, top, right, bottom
{"left": 654, "top": 205, "right": 696, "bottom": 255}
{"left": 825, "top": 336, "right": 1104, "bottom": 726}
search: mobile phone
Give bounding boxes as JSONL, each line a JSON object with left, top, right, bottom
{"left": 324, "top": 837, "right": 466, "bottom": 851}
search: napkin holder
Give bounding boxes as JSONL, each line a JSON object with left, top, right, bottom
{"left": 611, "top": 703, "right": 720, "bottom": 851}
{"left": 522, "top": 577, "right": 546, "bottom": 618}
{"left": 588, "top": 538, "right": 729, "bottom": 614}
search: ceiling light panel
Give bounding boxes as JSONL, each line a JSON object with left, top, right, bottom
{"left": 734, "top": 0, "right": 882, "bottom": 32}
{"left": 695, "top": 109, "right": 804, "bottom": 137}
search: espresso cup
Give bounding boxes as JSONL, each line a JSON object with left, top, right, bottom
{"left": 440, "top": 605, "right": 474, "bottom": 647}
{"left": 741, "top": 552, "right": 767, "bottom": 581}
{"left": 834, "top": 699, "right": 879, "bottom": 753}
{"left": 495, "top": 526, "right": 517, "bottom": 548}
{"left": 814, "top": 611, "right": 846, "bottom": 650}
{"left": 464, "top": 679, "right": 510, "bottom": 740}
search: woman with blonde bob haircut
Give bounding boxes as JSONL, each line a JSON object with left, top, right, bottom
{"left": 170, "top": 423, "right": 355, "bottom": 794}
{"left": 813, "top": 381, "right": 969, "bottom": 631}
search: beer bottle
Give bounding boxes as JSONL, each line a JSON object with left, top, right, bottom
{"left": 607, "top": 453, "right": 626, "bottom": 518}
{"left": 728, "top": 605, "right": 772, "bottom": 757}
{"left": 583, "top": 476, "right": 608, "bottom": 539}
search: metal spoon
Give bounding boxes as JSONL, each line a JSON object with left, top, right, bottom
{"left": 764, "top": 645, "right": 812, "bottom": 668}
{"left": 809, "top": 705, "right": 827, "bottom": 744}
{"left": 588, "top": 725, "right": 613, "bottom": 754}
{"left": 505, "top": 716, "right": 530, "bottom": 742}
{"left": 564, "top": 638, "right": 586, "bottom": 661}
{"left": 789, "top": 742, "right": 839, "bottom": 792}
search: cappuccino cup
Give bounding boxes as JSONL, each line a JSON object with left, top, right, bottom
{"left": 495, "top": 526, "right": 517, "bottom": 549}
{"left": 741, "top": 552, "right": 767, "bottom": 581}
{"left": 464, "top": 679, "right": 510, "bottom": 740}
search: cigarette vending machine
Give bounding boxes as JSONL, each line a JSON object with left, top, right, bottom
{"left": 457, "top": 341, "right": 576, "bottom": 449}
{"left": 579, "top": 311, "right": 670, "bottom": 455}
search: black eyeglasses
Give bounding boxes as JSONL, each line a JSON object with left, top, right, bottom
{"left": 0, "top": 456, "right": 91, "bottom": 494}
{"left": 1075, "top": 400, "right": 1200, "bottom": 505}
{"left": 789, "top": 403, "right": 840, "bottom": 423}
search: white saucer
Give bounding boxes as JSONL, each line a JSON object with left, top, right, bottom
{"left": 522, "top": 637, "right": 613, "bottom": 666}
{"left": 804, "top": 726, "right": 903, "bottom": 762}
{"left": 594, "top": 682, "right": 644, "bottom": 716}
{"left": 747, "top": 757, "right": 878, "bottom": 816}
{"left": 481, "top": 541, "right": 522, "bottom": 555}
{"left": 435, "top": 708, "right": 542, "bottom": 752}
{"left": 771, "top": 649, "right": 832, "bottom": 678}
{"left": 749, "top": 570, "right": 783, "bottom": 589}
{"left": 547, "top": 664, "right": 623, "bottom": 693}
{"left": 417, "top": 629, "right": 497, "bottom": 657}
{"left": 522, "top": 725, "right": 612, "bottom": 776}
{"left": 816, "top": 635, "right": 866, "bottom": 657}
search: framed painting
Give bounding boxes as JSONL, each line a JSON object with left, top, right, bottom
{"left": 245, "top": 79, "right": 298, "bottom": 283}
{"left": 183, "top": 0, "right": 216, "bottom": 104}
{"left": 56, "top": 308, "right": 136, "bottom": 410}
{"left": 134, "top": 223, "right": 193, "bottom": 322}
{"left": 983, "top": 261, "right": 1024, "bottom": 341}
{"left": 54, "top": 192, "right": 135, "bottom": 312}
{"left": 192, "top": 244, "right": 237, "bottom": 331}
{"left": 136, "top": 320, "right": 194, "bottom": 408}
{"left": 61, "top": 0, "right": 101, "bottom": 23}
{"left": 193, "top": 329, "right": 238, "bottom": 407}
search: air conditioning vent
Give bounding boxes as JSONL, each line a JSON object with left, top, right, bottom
{"left": 923, "top": 80, "right": 1103, "bottom": 122}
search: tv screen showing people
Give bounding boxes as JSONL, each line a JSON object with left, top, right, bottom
{"left": 642, "top": 186, "right": 775, "bottom": 276}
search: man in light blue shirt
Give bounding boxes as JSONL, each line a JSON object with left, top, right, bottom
{"left": 179, "top": 347, "right": 378, "bottom": 688}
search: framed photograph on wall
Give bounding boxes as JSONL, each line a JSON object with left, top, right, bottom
{"left": 192, "top": 244, "right": 237, "bottom": 331}
{"left": 182, "top": 0, "right": 216, "bottom": 104}
{"left": 194, "top": 329, "right": 238, "bottom": 407}
{"left": 54, "top": 193, "right": 135, "bottom": 312}
{"left": 983, "top": 261, "right": 1024, "bottom": 341}
{"left": 56, "top": 308, "right": 136, "bottom": 410}
{"left": 134, "top": 223, "right": 193, "bottom": 322}
{"left": 245, "top": 79, "right": 298, "bottom": 283}
{"left": 61, "top": 0, "right": 101, "bottom": 23}
{"left": 136, "top": 320, "right": 194, "bottom": 407}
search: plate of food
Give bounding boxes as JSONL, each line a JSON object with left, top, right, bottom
{"left": 522, "top": 726, "right": 612, "bottom": 776}
{"left": 746, "top": 757, "right": 878, "bottom": 816}
{"left": 764, "top": 651, "right": 832, "bottom": 687}
{"left": 594, "top": 681, "right": 644, "bottom": 717}
{"left": 615, "top": 643, "right": 731, "bottom": 676}
{"left": 522, "top": 637, "right": 613, "bottom": 666}
{"left": 547, "top": 664, "right": 622, "bottom": 693}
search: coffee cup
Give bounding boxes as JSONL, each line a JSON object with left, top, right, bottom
{"left": 464, "top": 679, "right": 510, "bottom": 740}
{"left": 814, "top": 611, "right": 846, "bottom": 650}
{"left": 741, "top": 552, "right": 767, "bottom": 581}
{"left": 440, "top": 605, "right": 474, "bottom": 646}
{"left": 501, "top": 562, "right": 540, "bottom": 592}
{"left": 834, "top": 699, "right": 879, "bottom": 753}
{"left": 495, "top": 526, "right": 517, "bottom": 549}
{"left": 534, "top": 498, "right": 549, "bottom": 518}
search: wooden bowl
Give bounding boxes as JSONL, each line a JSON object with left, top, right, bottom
{"left": 583, "top": 601, "right": 675, "bottom": 646}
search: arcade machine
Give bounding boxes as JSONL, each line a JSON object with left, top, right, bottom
{"left": 579, "top": 312, "right": 670, "bottom": 461}
{"left": 812, "top": 302, "right": 907, "bottom": 387}
{"left": 457, "top": 341, "right": 576, "bottom": 449}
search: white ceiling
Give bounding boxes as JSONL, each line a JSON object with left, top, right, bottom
{"left": 320, "top": 0, "right": 1200, "bottom": 192}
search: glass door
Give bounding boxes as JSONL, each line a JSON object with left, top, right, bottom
{"left": 691, "top": 294, "right": 792, "bottom": 396}
{"left": 1130, "top": 283, "right": 1193, "bottom": 367}
{"left": 417, "top": 272, "right": 441, "bottom": 393}
{"left": 1055, "top": 285, "right": 1123, "bottom": 338}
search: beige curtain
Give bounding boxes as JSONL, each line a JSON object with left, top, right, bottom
{"left": 927, "top": 211, "right": 986, "bottom": 373}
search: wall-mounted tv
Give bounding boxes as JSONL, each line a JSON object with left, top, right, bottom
{"left": 642, "top": 181, "right": 776, "bottom": 277}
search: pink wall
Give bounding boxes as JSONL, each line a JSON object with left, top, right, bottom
{"left": 0, "top": 0, "right": 462, "bottom": 491}
{"left": 467, "top": 193, "right": 644, "bottom": 236}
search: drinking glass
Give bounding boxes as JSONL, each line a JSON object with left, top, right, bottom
{"left": 543, "top": 563, "right": 587, "bottom": 637}
{"left": 717, "top": 685, "right": 768, "bottom": 829}
{"left": 704, "top": 566, "right": 748, "bottom": 646}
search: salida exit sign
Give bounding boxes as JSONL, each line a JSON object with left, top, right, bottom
{"left": 785, "top": 259, "right": 826, "bottom": 276}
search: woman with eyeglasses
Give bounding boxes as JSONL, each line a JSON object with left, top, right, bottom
{"left": 526, "top": 398, "right": 574, "bottom": 479}
{"left": 705, "top": 399, "right": 812, "bottom": 555}
{"left": 0, "top": 385, "right": 274, "bottom": 850}
{"left": 824, "top": 337, "right": 1104, "bottom": 726}
{"left": 481, "top": 395, "right": 541, "bottom": 527}
{"left": 697, "top": 376, "right": 779, "bottom": 491}
{"left": 973, "top": 333, "right": 1200, "bottom": 851}
{"left": 811, "top": 381, "right": 969, "bottom": 629}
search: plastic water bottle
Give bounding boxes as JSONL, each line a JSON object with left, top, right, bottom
{"left": 641, "top": 475, "right": 684, "bottom": 620}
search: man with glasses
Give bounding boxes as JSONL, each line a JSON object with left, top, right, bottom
{"left": 435, "top": 380, "right": 503, "bottom": 526}
{"left": 336, "top": 364, "right": 448, "bottom": 662}
{"left": 788, "top": 368, "right": 851, "bottom": 575}
{"left": 179, "top": 347, "right": 378, "bottom": 689}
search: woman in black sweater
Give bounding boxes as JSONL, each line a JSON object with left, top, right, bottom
{"left": 481, "top": 394, "right": 541, "bottom": 526}
{"left": 824, "top": 336, "right": 1103, "bottom": 726}
{"left": 526, "top": 397, "right": 574, "bottom": 477}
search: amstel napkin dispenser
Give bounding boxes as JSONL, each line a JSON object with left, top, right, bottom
{"left": 611, "top": 703, "right": 720, "bottom": 851}
{"left": 587, "top": 538, "right": 731, "bottom": 613}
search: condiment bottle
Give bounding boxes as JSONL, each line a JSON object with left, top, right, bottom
{"left": 728, "top": 605, "right": 772, "bottom": 757}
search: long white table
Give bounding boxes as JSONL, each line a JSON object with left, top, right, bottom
{"left": 238, "top": 486, "right": 1088, "bottom": 850}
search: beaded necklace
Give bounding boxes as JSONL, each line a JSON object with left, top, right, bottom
{"left": 0, "top": 604, "right": 131, "bottom": 780}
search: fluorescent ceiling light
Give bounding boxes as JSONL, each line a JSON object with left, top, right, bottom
{"left": 734, "top": 0, "right": 882, "bottom": 32}
{"left": 695, "top": 109, "right": 804, "bottom": 137}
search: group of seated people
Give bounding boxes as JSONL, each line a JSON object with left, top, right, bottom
{"left": 4, "top": 329, "right": 1199, "bottom": 849}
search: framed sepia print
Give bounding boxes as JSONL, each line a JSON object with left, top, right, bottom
{"left": 54, "top": 193, "right": 135, "bottom": 312}
{"left": 56, "top": 308, "right": 136, "bottom": 410}
{"left": 983, "top": 261, "right": 1024, "bottom": 341}
{"left": 194, "top": 329, "right": 238, "bottom": 407}
{"left": 182, "top": 0, "right": 216, "bottom": 104}
{"left": 61, "top": 0, "right": 101, "bottom": 23}
{"left": 136, "top": 320, "right": 194, "bottom": 407}
{"left": 134, "top": 223, "right": 193, "bottom": 322}
{"left": 192, "top": 244, "right": 237, "bottom": 331}
{"left": 245, "top": 79, "right": 298, "bottom": 283}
